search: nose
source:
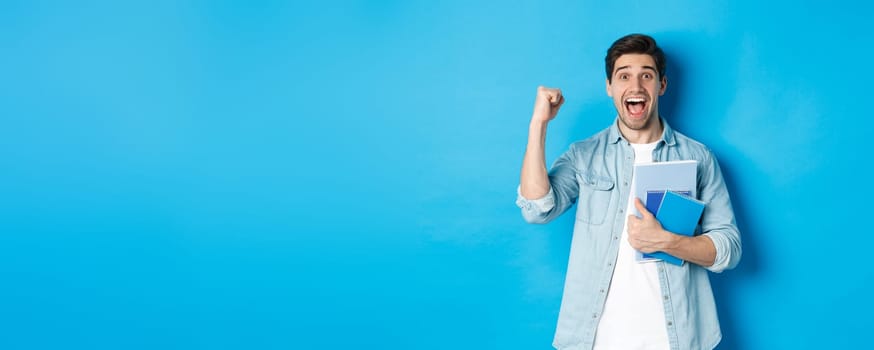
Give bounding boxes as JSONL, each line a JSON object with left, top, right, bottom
{"left": 630, "top": 76, "right": 643, "bottom": 90}
{"left": 627, "top": 76, "right": 648, "bottom": 95}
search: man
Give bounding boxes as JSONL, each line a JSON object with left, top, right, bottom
{"left": 516, "top": 34, "right": 741, "bottom": 350}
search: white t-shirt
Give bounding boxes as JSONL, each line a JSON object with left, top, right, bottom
{"left": 593, "top": 142, "right": 670, "bottom": 350}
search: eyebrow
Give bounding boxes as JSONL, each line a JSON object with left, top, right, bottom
{"left": 614, "top": 65, "right": 658, "bottom": 75}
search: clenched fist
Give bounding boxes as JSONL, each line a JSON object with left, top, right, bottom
{"left": 532, "top": 86, "right": 564, "bottom": 123}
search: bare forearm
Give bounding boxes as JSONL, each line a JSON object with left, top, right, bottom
{"left": 662, "top": 234, "right": 717, "bottom": 267}
{"left": 628, "top": 199, "right": 718, "bottom": 267}
{"left": 520, "top": 86, "right": 564, "bottom": 199}
{"left": 520, "top": 120, "right": 550, "bottom": 199}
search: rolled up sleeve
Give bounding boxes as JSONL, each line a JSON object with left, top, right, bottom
{"left": 698, "top": 150, "right": 742, "bottom": 273}
{"left": 703, "top": 227, "right": 741, "bottom": 273}
{"left": 515, "top": 144, "right": 581, "bottom": 225}
{"left": 516, "top": 186, "right": 556, "bottom": 223}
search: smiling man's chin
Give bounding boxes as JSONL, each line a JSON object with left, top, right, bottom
{"left": 620, "top": 113, "right": 650, "bottom": 130}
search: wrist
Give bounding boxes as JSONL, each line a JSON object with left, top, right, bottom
{"left": 663, "top": 231, "right": 683, "bottom": 250}
{"left": 529, "top": 117, "right": 549, "bottom": 129}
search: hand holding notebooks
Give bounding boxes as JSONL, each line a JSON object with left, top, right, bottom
{"left": 644, "top": 190, "right": 706, "bottom": 265}
{"left": 631, "top": 160, "right": 698, "bottom": 263}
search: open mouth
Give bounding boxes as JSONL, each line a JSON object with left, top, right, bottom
{"left": 624, "top": 97, "right": 647, "bottom": 118}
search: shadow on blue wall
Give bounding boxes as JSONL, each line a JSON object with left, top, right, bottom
{"left": 710, "top": 150, "right": 762, "bottom": 350}
{"left": 659, "top": 34, "right": 762, "bottom": 350}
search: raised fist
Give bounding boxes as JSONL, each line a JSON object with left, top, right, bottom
{"left": 532, "top": 86, "right": 564, "bottom": 123}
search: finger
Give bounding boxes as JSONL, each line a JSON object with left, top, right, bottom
{"left": 626, "top": 215, "right": 639, "bottom": 232}
{"left": 541, "top": 87, "right": 556, "bottom": 99}
{"left": 634, "top": 198, "right": 653, "bottom": 218}
{"left": 538, "top": 86, "right": 551, "bottom": 101}
{"left": 549, "top": 91, "right": 561, "bottom": 104}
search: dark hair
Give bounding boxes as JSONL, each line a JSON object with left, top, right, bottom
{"left": 605, "top": 34, "right": 666, "bottom": 83}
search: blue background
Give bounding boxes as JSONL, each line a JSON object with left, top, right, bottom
{"left": 1, "top": 1, "right": 869, "bottom": 349}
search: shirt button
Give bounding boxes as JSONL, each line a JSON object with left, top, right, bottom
{"left": 614, "top": 236, "right": 619, "bottom": 240}
{"left": 619, "top": 209, "right": 624, "bottom": 213}
{"left": 592, "top": 313, "right": 598, "bottom": 319}
{"left": 600, "top": 289, "right": 605, "bottom": 293}
{"left": 667, "top": 321, "right": 673, "bottom": 326}
{"left": 664, "top": 295, "right": 669, "bottom": 300}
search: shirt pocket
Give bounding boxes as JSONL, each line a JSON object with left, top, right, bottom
{"left": 575, "top": 171, "right": 615, "bottom": 225}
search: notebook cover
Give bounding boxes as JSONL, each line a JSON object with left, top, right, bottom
{"left": 644, "top": 190, "right": 706, "bottom": 265}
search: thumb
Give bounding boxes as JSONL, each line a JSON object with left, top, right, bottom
{"left": 634, "top": 197, "right": 653, "bottom": 218}
{"left": 549, "top": 92, "right": 560, "bottom": 104}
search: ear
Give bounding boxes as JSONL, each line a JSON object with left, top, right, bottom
{"left": 659, "top": 76, "right": 667, "bottom": 96}
{"left": 606, "top": 78, "right": 612, "bottom": 97}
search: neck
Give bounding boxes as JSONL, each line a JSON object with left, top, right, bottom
{"left": 619, "top": 116, "right": 663, "bottom": 144}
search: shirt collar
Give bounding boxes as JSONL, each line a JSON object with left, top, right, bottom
{"left": 608, "top": 116, "right": 676, "bottom": 146}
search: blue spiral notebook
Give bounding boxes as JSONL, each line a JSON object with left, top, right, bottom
{"left": 644, "top": 190, "right": 706, "bottom": 265}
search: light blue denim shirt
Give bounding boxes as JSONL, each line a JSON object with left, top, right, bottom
{"left": 516, "top": 118, "right": 741, "bottom": 350}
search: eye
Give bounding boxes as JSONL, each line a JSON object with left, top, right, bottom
{"left": 619, "top": 73, "right": 629, "bottom": 80}
{"left": 643, "top": 73, "right": 653, "bottom": 79}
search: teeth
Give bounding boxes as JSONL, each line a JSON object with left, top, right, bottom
{"left": 625, "top": 97, "right": 645, "bottom": 103}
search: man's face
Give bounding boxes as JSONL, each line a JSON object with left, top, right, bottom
{"left": 606, "top": 53, "right": 667, "bottom": 131}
